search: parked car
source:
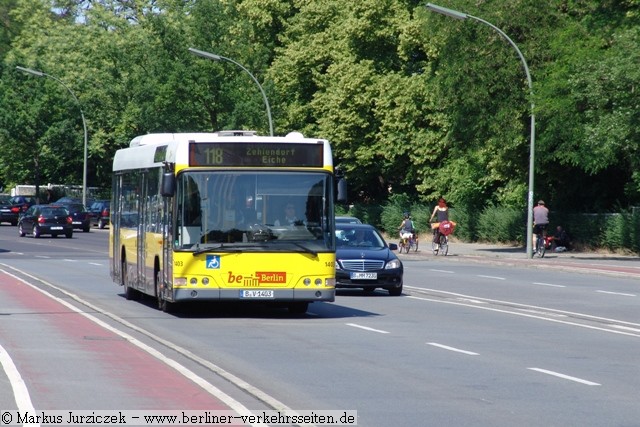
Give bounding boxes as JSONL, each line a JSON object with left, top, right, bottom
{"left": 335, "top": 216, "right": 362, "bottom": 224}
{"left": 18, "top": 204, "right": 73, "bottom": 238}
{"left": 88, "top": 200, "right": 110, "bottom": 229}
{"left": 334, "top": 223, "right": 403, "bottom": 295}
{"left": 54, "top": 197, "right": 82, "bottom": 204}
{"left": 54, "top": 203, "right": 91, "bottom": 232}
{"left": 0, "top": 195, "right": 36, "bottom": 226}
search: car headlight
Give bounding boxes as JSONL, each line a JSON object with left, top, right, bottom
{"left": 385, "top": 259, "right": 401, "bottom": 270}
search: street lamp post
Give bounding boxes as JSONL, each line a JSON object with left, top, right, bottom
{"left": 425, "top": 3, "right": 536, "bottom": 259}
{"left": 188, "top": 48, "right": 274, "bottom": 137}
{"left": 16, "top": 66, "right": 89, "bottom": 207}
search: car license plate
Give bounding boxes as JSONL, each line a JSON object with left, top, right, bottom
{"left": 51, "top": 226, "right": 63, "bottom": 230}
{"left": 240, "top": 290, "right": 274, "bottom": 298}
{"left": 72, "top": 221, "right": 82, "bottom": 224}
{"left": 351, "top": 272, "right": 377, "bottom": 280}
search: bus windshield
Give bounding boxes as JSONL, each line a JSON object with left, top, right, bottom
{"left": 174, "top": 171, "right": 334, "bottom": 252}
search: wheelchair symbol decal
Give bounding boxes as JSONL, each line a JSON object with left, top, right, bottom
{"left": 206, "top": 255, "right": 221, "bottom": 269}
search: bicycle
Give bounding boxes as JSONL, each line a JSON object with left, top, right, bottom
{"left": 431, "top": 220, "right": 455, "bottom": 256}
{"left": 533, "top": 224, "right": 548, "bottom": 258}
{"left": 431, "top": 232, "right": 448, "bottom": 256}
{"left": 398, "top": 232, "right": 419, "bottom": 254}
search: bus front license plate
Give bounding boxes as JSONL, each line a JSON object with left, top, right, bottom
{"left": 240, "top": 290, "right": 274, "bottom": 299}
{"left": 351, "top": 272, "right": 377, "bottom": 280}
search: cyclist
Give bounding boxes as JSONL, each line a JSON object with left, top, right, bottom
{"left": 429, "top": 197, "right": 449, "bottom": 243}
{"left": 398, "top": 212, "right": 415, "bottom": 242}
{"left": 532, "top": 200, "right": 549, "bottom": 252}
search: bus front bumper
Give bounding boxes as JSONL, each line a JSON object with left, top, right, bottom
{"left": 173, "top": 288, "right": 335, "bottom": 302}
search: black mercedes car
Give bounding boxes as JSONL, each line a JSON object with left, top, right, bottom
{"left": 335, "top": 223, "right": 403, "bottom": 295}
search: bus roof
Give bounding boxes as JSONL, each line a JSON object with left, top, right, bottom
{"left": 113, "top": 131, "right": 332, "bottom": 172}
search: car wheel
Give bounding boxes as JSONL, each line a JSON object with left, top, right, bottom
{"left": 83, "top": 226, "right": 90, "bottom": 232}
{"left": 387, "top": 284, "right": 403, "bottom": 296}
{"left": 52, "top": 234, "right": 58, "bottom": 238}
{"left": 18, "top": 224, "right": 26, "bottom": 237}
{"left": 65, "top": 232, "right": 73, "bottom": 238}
{"left": 11, "top": 220, "right": 17, "bottom": 226}
{"left": 98, "top": 220, "right": 106, "bottom": 229}
{"left": 32, "top": 225, "right": 40, "bottom": 238}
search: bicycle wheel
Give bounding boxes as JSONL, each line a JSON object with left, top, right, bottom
{"left": 536, "top": 236, "right": 546, "bottom": 258}
{"left": 439, "top": 235, "right": 448, "bottom": 256}
{"left": 413, "top": 239, "right": 419, "bottom": 252}
{"left": 431, "top": 239, "right": 439, "bottom": 255}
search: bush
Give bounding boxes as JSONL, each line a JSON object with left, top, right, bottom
{"left": 476, "top": 205, "right": 525, "bottom": 243}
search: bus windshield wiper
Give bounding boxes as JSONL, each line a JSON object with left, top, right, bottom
{"left": 290, "top": 242, "right": 318, "bottom": 257}
{"left": 192, "top": 242, "right": 264, "bottom": 256}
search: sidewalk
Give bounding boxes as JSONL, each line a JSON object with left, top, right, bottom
{"left": 400, "top": 240, "right": 640, "bottom": 279}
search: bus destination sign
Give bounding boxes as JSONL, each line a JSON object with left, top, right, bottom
{"left": 189, "top": 142, "right": 324, "bottom": 167}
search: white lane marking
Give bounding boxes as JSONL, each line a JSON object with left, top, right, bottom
{"left": 64, "top": 259, "right": 77, "bottom": 262}
{"left": 35, "top": 255, "right": 50, "bottom": 259}
{"left": 89, "top": 262, "right": 103, "bottom": 266}
{"left": 528, "top": 368, "right": 600, "bottom": 386}
{"left": 477, "top": 275, "right": 506, "bottom": 280}
{"left": 427, "top": 342, "right": 479, "bottom": 356}
{"left": 0, "top": 267, "right": 282, "bottom": 427}
{"left": 406, "top": 295, "right": 640, "bottom": 337}
{"left": 0, "top": 344, "right": 39, "bottom": 426}
{"left": 346, "top": 323, "right": 390, "bottom": 334}
{"left": 533, "top": 282, "right": 566, "bottom": 288}
{"left": 456, "top": 298, "right": 486, "bottom": 304}
{"left": 429, "top": 269, "right": 454, "bottom": 274}
{"left": 611, "top": 325, "right": 640, "bottom": 333}
{"left": 517, "top": 309, "right": 567, "bottom": 318}
{"left": 596, "top": 290, "right": 636, "bottom": 297}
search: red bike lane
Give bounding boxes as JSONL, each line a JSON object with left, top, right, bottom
{"left": 0, "top": 271, "right": 235, "bottom": 412}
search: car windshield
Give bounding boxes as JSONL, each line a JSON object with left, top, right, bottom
{"left": 41, "top": 207, "right": 69, "bottom": 216}
{"left": 336, "top": 227, "right": 385, "bottom": 248}
{"left": 173, "top": 171, "right": 335, "bottom": 253}
{"left": 62, "top": 204, "right": 85, "bottom": 213}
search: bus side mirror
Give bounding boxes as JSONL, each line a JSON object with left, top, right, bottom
{"left": 161, "top": 172, "right": 175, "bottom": 197}
{"left": 337, "top": 178, "right": 347, "bottom": 203}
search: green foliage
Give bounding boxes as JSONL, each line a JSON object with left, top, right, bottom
{"left": 476, "top": 205, "right": 526, "bottom": 243}
{"left": 0, "top": 0, "right": 639, "bottom": 251}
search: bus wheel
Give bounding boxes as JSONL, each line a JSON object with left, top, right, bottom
{"left": 288, "top": 302, "right": 308, "bottom": 314}
{"left": 156, "top": 269, "right": 172, "bottom": 313}
{"left": 122, "top": 259, "right": 138, "bottom": 301}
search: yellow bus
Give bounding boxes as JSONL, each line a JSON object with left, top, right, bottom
{"left": 110, "top": 131, "right": 343, "bottom": 313}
